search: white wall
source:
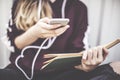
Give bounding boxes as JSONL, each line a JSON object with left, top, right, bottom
{"left": 0, "top": 0, "right": 120, "bottom": 68}
{"left": 82, "top": 0, "right": 120, "bottom": 63}
{"left": 100, "top": 0, "right": 120, "bottom": 63}
{"left": 0, "top": 0, "right": 12, "bottom": 68}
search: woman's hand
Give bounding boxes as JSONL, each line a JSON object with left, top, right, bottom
{"left": 29, "top": 17, "right": 70, "bottom": 38}
{"left": 75, "top": 46, "right": 108, "bottom": 72}
{"left": 15, "top": 17, "right": 69, "bottom": 49}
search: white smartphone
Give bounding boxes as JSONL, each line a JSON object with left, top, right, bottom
{"left": 49, "top": 18, "right": 69, "bottom": 26}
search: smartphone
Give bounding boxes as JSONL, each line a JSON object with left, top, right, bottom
{"left": 49, "top": 18, "right": 69, "bottom": 26}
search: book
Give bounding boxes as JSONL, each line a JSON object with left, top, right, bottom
{"left": 41, "top": 39, "right": 120, "bottom": 72}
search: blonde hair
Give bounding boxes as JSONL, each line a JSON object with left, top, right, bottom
{"left": 14, "top": 0, "right": 52, "bottom": 31}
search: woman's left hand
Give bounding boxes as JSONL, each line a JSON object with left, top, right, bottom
{"left": 75, "top": 46, "right": 108, "bottom": 72}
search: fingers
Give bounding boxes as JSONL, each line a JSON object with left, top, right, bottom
{"left": 92, "top": 47, "right": 98, "bottom": 60}
{"left": 39, "top": 25, "right": 70, "bottom": 38}
{"left": 97, "top": 46, "right": 104, "bottom": 63}
{"left": 82, "top": 50, "right": 95, "bottom": 66}
{"left": 76, "top": 46, "right": 109, "bottom": 72}
{"left": 35, "top": 18, "right": 70, "bottom": 38}
{"left": 38, "top": 17, "right": 68, "bottom": 30}
{"left": 41, "top": 23, "right": 63, "bottom": 30}
{"left": 87, "top": 50, "right": 93, "bottom": 61}
{"left": 82, "top": 46, "right": 108, "bottom": 66}
{"left": 82, "top": 51, "right": 88, "bottom": 60}
{"left": 74, "top": 65, "right": 83, "bottom": 70}
{"left": 39, "top": 17, "right": 50, "bottom": 23}
{"left": 53, "top": 25, "right": 70, "bottom": 36}
{"left": 34, "top": 24, "right": 69, "bottom": 38}
{"left": 103, "top": 47, "right": 109, "bottom": 59}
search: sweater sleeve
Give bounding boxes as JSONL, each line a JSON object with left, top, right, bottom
{"left": 2, "top": 20, "right": 24, "bottom": 53}
{"left": 66, "top": 1, "right": 88, "bottom": 53}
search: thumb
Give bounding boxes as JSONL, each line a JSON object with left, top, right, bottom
{"left": 74, "top": 65, "right": 83, "bottom": 70}
{"left": 39, "top": 17, "right": 50, "bottom": 23}
{"left": 103, "top": 47, "right": 109, "bottom": 58}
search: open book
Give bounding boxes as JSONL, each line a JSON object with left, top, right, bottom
{"left": 41, "top": 39, "right": 120, "bottom": 72}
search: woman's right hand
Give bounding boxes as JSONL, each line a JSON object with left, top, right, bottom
{"left": 15, "top": 17, "right": 69, "bottom": 49}
{"left": 29, "top": 17, "right": 70, "bottom": 38}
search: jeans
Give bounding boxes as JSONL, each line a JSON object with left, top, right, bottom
{"left": 0, "top": 64, "right": 120, "bottom": 80}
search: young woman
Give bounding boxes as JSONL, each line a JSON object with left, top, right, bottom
{"left": 1, "top": 0, "right": 120, "bottom": 80}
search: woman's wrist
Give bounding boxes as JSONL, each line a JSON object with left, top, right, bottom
{"left": 27, "top": 26, "right": 40, "bottom": 39}
{"left": 14, "top": 27, "right": 39, "bottom": 49}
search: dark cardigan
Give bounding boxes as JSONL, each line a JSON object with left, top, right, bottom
{"left": 6, "top": 0, "right": 88, "bottom": 74}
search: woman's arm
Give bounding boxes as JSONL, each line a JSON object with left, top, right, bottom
{"left": 15, "top": 18, "right": 70, "bottom": 49}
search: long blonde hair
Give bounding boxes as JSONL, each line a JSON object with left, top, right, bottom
{"left": 14, "top": 0, "right": 52, "bottom": 31}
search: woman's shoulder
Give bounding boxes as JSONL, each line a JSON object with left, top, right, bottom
{"left": 74, "top": 0, "right": 87, "bottom": 9}
{"left": 68, "top": 0, "right": 87, "bottom": 9}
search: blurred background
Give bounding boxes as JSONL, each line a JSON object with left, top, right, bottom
{"left": 0, "top": 0, "right": 120, "bottom": 68}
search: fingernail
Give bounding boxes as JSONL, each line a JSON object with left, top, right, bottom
{"left": 83, "top": 51, "right": 87, "bottom": 60}
{"left": 66, "top": 25, "right": 70, "bottom": 28}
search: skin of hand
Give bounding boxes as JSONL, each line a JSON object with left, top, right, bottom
{"left": 75, "top": 46, "right": 108, "bottom": 72}
{"left": 110, "top": 61, "right": 120, "bottom": 75}
{"left": 29, "top": 17, "right": 70, "bottom": 38}
{"left": 15, "top": 17, "right": 69, "bottom": 49}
